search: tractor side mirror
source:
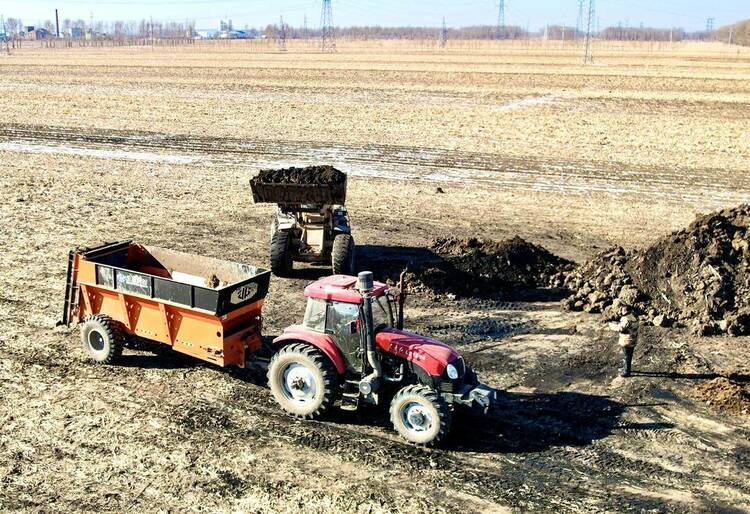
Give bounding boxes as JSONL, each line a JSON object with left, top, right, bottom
{"left": 348, "top": 320, "right": 358, "bottom": 334}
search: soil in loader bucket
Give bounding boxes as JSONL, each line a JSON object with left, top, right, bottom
{"left": 250, "top": 166, "right": 347, "bottom": 205}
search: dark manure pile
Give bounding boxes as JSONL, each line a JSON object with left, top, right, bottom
{"left": 365, "top": 236, "right": 573, "bottom": 299}
{"left": 563, "top": 205, "right": 750, "bottom": 336}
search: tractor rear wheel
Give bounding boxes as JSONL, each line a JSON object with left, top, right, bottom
{"left": 80, "top": 314, "right": 125, "bottom": 364}
{"left": 331, "top": 233, "right": 355, "bottom": 275}
{"left": 390, "top": 384, "right": 452, "bottom": 446}
{"left": 270, "top": 229, "right": 293, "bottom": 277}
{"left": 267, "top": 343, "right": 340, "bottom": 419}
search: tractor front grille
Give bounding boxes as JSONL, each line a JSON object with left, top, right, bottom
{"left": 440, "top": 381, "right": 455, "bottom": 393}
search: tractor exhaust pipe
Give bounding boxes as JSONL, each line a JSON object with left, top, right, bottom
{"left": 397, "top": 270, "right": 407, "bottom": 330}
{"left": 357, "top": 272, "right": 382, "bottom": 382}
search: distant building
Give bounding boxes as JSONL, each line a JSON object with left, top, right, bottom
{"left": 195, "top": 29, "right": 218, "bottom": 39}
{"left": 25, "top": 27, "right": 51, "bottom": 40}
{"left": 71, "top": 27, "right": 84, "bottom": 38}
{"left": 227, "top": 30, "right": 252, "bottom": 39}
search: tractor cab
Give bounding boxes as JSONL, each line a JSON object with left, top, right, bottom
{"left": 301, "top": 275, "right": 395, "bottom": 373}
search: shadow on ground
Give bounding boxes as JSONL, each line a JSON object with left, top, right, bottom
{"left": 449, "top": 391, "right": 654, "bottom": 453}
{"left": 332, "top": 389, "right": 658, "bottom": 454}
{"left": 119, "top": 337, "right": 674, "bottom": 455}
{"left": 356, "top": 244, "right": 442, "bottom": 272}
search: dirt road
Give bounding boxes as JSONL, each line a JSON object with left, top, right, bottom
{"left": 1, "top": 123, "right": 748, "bottom": 207}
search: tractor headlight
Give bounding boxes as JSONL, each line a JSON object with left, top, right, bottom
{"left": 446, "top": 363, "right": 459, "bottom": 380}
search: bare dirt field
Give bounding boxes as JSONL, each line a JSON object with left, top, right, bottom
{"left": 1, "top": 40, "right": 749, "bottom": 513}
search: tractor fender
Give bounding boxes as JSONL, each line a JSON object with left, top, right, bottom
{"left": 272, "top": 326, "right": 347, "bottom": 375}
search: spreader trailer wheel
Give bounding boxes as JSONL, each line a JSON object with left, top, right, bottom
{"left": 331, "top": 233, "right": 355, "bottom": 275}
{"left": 267, "top": 343, "right": 339, "bottom": 419}
{"left": 80, "top": 314, "right": 125, "bottom": 364}
{"left": 390, "top": 384, "right": 452, "bottom": 446}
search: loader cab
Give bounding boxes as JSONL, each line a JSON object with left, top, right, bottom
{"left": 302, "top": 275, "right": 394, "bottom": 372}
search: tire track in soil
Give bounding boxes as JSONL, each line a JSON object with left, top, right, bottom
{"left": 1, "top": 123, "right": 748, "bottom": 206}
{"left": 180, "top": 379, "right": 709, "bottom": 513}
{"left": 5, "top": 320, "right": 742, "bottom": 512}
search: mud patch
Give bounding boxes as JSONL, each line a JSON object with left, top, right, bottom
{"left": 178, "top": 400, "right": 237, "bottom": 432}
{"left": 423, "top": 316, "right": 527, "bottom": 347}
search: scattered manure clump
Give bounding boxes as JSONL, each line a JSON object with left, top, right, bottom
{"left": 694, "top": 377, "right": 750, "bottom": 417}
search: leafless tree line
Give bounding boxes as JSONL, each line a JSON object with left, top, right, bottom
{"left": 252, "top": 22, "right": 745, "bottom": 43}
{"left": 717, "top": 19, "right": 750, "bottom": 46}
{"left": 2, "top": 17, "right": 194, "bottom": 39}
{"left": 2, "top": 16, "right": 744, "bottom": 45}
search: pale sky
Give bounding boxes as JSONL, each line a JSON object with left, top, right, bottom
{"left": 1, "top": 0, "right": 746, "bottom": 32}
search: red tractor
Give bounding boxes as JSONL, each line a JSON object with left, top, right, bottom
{"left": 267, "top": 271, "right": 495, "bottom": 445}
{"left": 62, "top": 242, "right": 494, "bottom": 446}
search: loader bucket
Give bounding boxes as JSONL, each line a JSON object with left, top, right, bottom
{"left": 250, "top": 166, "right": 347, "bottom": 205}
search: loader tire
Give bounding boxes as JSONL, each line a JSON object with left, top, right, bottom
{"left": 331, "top": 233, "right": 355, "bottom": 275}
{"left": 270, "top": 229, "right": 293, "bottom": 277}
{"left": 268, "top": 343, "right": 340, "bottom": 419}
{"left": 390, "top": 384, "right": 452, "bottom": 446}
{"left": 80, "top": 314, "right": 124, "bottom": 364}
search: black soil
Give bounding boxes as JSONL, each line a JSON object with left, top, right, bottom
{"left": 360, "top": 236, "right": 573, "bottom": 298}
{"left": 563, "top": 204, "right": 750, "bottom": 336}
{"left": 251, "top": 165, "right": 346, "bottom": 186}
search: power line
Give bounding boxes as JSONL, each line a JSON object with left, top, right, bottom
{"left": 440, "top": 16, "right": 448, "bottom": 48}
{"left": 705, "top": 17, "right": 714, "bottom": 32}
{"left": 576, "top": 0, "right": 585, "bottom": 39}
{"left": 278, "top": 15, "right": 286, "bottom": 51}
{"left": 496, "top": 0, "right": 505, "bottom": 39}
{"left": 320, "top": 0, "right": 335, "bottom": 52}
{"left": 583, "top": 0, "right": 595, "bottom": 64}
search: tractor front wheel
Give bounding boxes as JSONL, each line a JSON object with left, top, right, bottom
{"left": 331, "top": 233, "right": 355, "bottom": 275}
{"left": 268, "top": 343, "right": 340, "bottom": 419}
{"left": 80, "top": 314, "right": 125, "bottom": 364}
{"left": 390, "top": 384, "right": 452, "bottom": 446}
{"left": 270, "top": 229, "right": 294, "bottom": 277}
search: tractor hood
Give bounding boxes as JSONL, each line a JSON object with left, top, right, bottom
{"left": 375, "top": 328, "right": 460, "bottom": 377}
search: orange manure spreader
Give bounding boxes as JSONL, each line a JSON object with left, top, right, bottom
{"left": 61, "top": 241, "right": 270, "bottom": 367}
